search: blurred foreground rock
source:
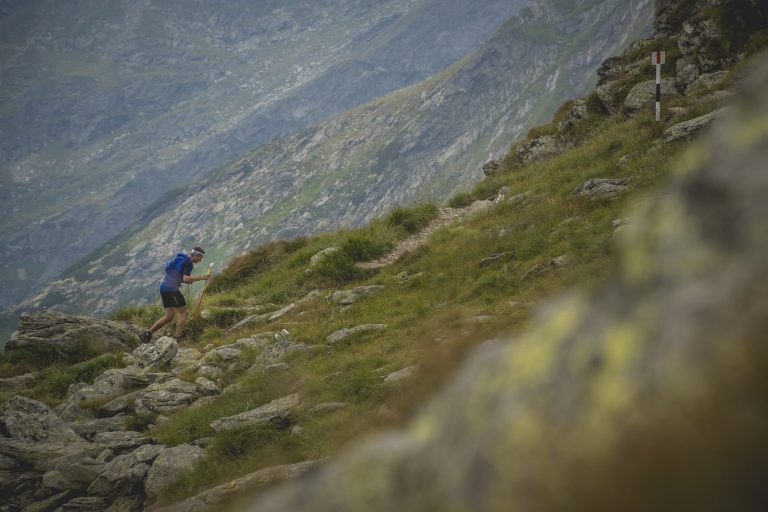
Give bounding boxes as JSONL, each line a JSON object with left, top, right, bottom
{"left": 240, "top": 55, "right": 768, "bottom": 512}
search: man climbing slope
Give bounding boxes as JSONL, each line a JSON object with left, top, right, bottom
{"left": 140, "top": 246, "right": 210, "bottom": 343}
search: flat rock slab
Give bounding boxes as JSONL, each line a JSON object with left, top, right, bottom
{"left": 661, "top": 107, "right": 729, "bottom": 144}
{"left": 134, "top": 336, "right": 178, "bottom": 369}
{"left": 70, "top": 417, "right": 131, "bottom": 439}
{"left": 149, "top": 460, "right": 321, "bottom": 512}
{"left": 210, "top": 394, "right": 300, "bottom": 432}
{"left": 326, "top": 324, "right": 387, "bottom": 344}
{"left": 574, "top": 177, "right": 633, "bottom": 201}
{"left": 5, "top": 310, "right": 142, "bottom": 354}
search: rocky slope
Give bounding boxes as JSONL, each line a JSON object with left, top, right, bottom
{"left": 0, "top": 0, "right": 525, "bottom": 312}
{"left": 12, "top": 0, "right": 654, "bottom": 321}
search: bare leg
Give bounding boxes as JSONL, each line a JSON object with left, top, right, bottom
{"left": 148, "top": 308, "right": 175, "bottom": 334}
{"left": 174, "top": 306, "right": 189, "bottom": 338}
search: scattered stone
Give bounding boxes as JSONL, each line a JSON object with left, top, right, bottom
{"left": 42, "top": 470, "right": 80, "bottom": 493}
{"left": 297, "top": 290, "right": 322, "bottom": 306}
{"left": 267, "top": 303, "right": 296, "bottom": 322}
{"left": 512, "top": 135, "right": 565, "bottom": 165}
{"left": 222, "top": 313, "right": 266, "bottom": 334}
{"left": 265, "top": 363, "right": 291, "bottom": 372}
{"left": 0, "top": 439, "right": 103, "bottom": 473}
{"left": 5, "top": 310, "right": 142, "bottom": 354}
{"left": 507, "top": 191, "right": 531, "bottom": 205}
{"left": 623, "top": 78, "right": 680, "bottom": 116}
{"left": 551, "top": 254, "right": 573, "bottom": 268}
{"left": 479, "top": 253, "right": 509, "bottom": 268}
{"left": 574, "top": 177, "right": 633, "bottom": 201}
{"left": 309, "top": 247, "right": 340, "bottom": 267}
{"left": 612, "top": 217, "right": 632, "bottom": 227}
{"left": 557, "top": 99, "right": 589, "bottom": 131}
{"left": 133, "top": 336, "right": 178, "bottom": 369}
{"left": 383, "top": 365, "right": 419, "bottom": 384}
{"left": 482, "top": 159, "right": 503, "bottom": 178}
{"left": 87, "top": 444, "right": 164, "bottom": 497}
{"left": 329, "top": 285, "right": 385, "bottom": 306}
{"left": 616, "top": 153, "right": 638, "bottom": 167}
{"left": 206, "top": 345, "right": 242, "bottom": 362}
{"left": 145, "top": 444, "right": 207, "bottom": 502}
{"left": 308, "top": 402, "right": 348, "bottom": 415}
{"left": 210, "top": 394, "right": 301, "bottom": 432}
{"left": 135, "top": 379, "right": 199, "bottom": 416}
{"left": 326, "top": 324, "right": 388, "bottom": 344}
{"left": 664, "top": 107, "right": 690, "bottom": 123}
{"left": 99, "top": 390, "right": 145, "bottom": 417}
{"left": 661, "top": 108, "right": 729, "bottom": 144}
{"left": 290, "top": 425, "right": 304, "bottom": 435}
{"left": 195, "top": 377, "right": 220, "bottom": 396}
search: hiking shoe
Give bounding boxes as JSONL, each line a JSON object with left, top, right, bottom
{"left": 140, "top": 331, "right": 152, "bottom": 344}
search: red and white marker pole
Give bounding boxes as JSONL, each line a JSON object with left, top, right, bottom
{"left": 652, "top": 51, "right": 666, "bottom": 122}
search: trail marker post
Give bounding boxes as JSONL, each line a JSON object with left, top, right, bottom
{"left": 652, "top": 51, "right": 666, "bottom": 121}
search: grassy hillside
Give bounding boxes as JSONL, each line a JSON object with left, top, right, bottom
{"left": 106, "top": 87, "right": 733, "bottom": 505}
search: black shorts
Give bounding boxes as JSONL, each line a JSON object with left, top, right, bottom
{"left": 160, "top": 291, "right": 187, "bottom": 308}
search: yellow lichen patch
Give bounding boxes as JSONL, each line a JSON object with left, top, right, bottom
{"left": 725, "top": 111, "right": 768, "bottom": 148}
{"left": 581, "top": 321, "right": 645, "bottom": 453}
{"left": 505, "top": 297, "right": 586, "bottom": 384}
{"left": 672, "top": 143, "right": 710, "bottom": 178}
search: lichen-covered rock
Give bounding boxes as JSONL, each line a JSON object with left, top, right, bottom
{"left": 481, "top": 159, "right": 503, "bottom": 178}
{"left": 93, "top": 431, "right": 152, "bottom": 453}
{"left": 133, "top": 336, "right": 178, "bottom": 369}
{"left": 144, "top": 444, "right": 207, "bottom": 502}
{"left": 135, "top": 379, "right": 199, "bottom": 416}
{"left": 210, "top": 394, "right": 300, "bottom": 432}
{"left": 0, "top": 395, "right": 82, "bottom": 444}
{"left": 556, "top": 99, "right": 588, "bottom": 132}
{"left": 69, "top": 417, "right": 130, "bottom": 439}
{"left": 309, "top": 247, "right": 340, "bottom": 267}
{"left": 5, "top": 310, "right": 142, "bottom": 354}
{"left": 195, "top": 377, "right": 220, "bottom": 396}
{"left": 596, "top": 81, "right": 620, "bottom": 113}
{"left": 685, "top": 71, "right": 730, "bottom": 96}
{"left": 512, "top": 134, "right": 566, "bottom": 165}
{"left": 58, "top": 496, "right": 110, "bottom": 511}
{"left": 237, "top": 54, "right": 768, "bottom": 512}
{"left": 661, "top": 108, "right": 729, "bottom": 144}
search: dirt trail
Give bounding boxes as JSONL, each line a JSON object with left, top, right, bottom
{"left": 357, "top": 201, "right": 492, "bottom": 269}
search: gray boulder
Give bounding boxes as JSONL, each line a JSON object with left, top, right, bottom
{"left": 87, "top": 443, "right": 164, "bottom": 496}
{"left": 144, "top": 444, "right": 207, "bottom": 502}
{"left": 685, "top": 71, "right": 729, "bottom": 96}
{"left": 623, "top": 78, "right": 680, "bottom": 115}
{"left": 512, "top": 134, "right": 565, "bottom": 165}
{"left": 481, "top": 159, "right": 503, "bottom": 178}
{"left": 557, "top": 99, "right": 589, "bottom": 132}
{"left": 20, "top": 489, "right": 75, "bottom": 512}
{"left": 383, "top": 365, "right": 419, "bottom": 384}
{"left": 661, "top": 108, "right": 729, "bottom": 144}
{"left": 309, "top": 247, "right": 340, "bottom": 267}
{"left": 326, "top": 324, "right": 388, "bottom": 344}
{"left": 210, "top": 394, "right": 300, "bottom": 432}
{"left": 257, "top": 330, "right": 309, "bottom": 366}
{"left": 5, "top": 310, "right": 142, "bottom": 354}
{"left": 0, "top": 438, "right": 103, "bottom": 473}
{"left": 1, "top": 395, "right": 82, "bottom": 444}
{"left": 135, "top": 379, "right": 199, "bottom": 416}
{"left": 596, "top": 81, "right": 620, "bottom": 114}
{"left": 133, "top": 336, "right": 178, "bottom": 369}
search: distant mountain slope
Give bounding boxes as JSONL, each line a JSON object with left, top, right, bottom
{"left": 0, "top": 0, "right": 524, "bottom": 310}
{"left": 16, "top": 0, "right": 653, "bottom": 320}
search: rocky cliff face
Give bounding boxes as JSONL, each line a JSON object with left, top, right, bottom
{"left": 11, "top": 0, "right": 654, "bottom": 321}
{"left": 0, "top": 0, "right": 525, "bottom": 312}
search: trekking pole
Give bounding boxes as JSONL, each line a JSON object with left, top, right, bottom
{"left": 194, "top": 263, "right": 214, "bottom": 319}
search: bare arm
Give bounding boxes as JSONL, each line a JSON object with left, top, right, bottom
{"left": 182, "top": 274, "right": 209, "bottom": 284}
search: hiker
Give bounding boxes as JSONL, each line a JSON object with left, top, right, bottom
{"left": 141, "top": 246, "right": 210, "bottom": 343}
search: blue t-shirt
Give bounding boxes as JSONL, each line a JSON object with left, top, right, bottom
{"left": 160, "top": 253, "right": 193, "bottom": 292}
